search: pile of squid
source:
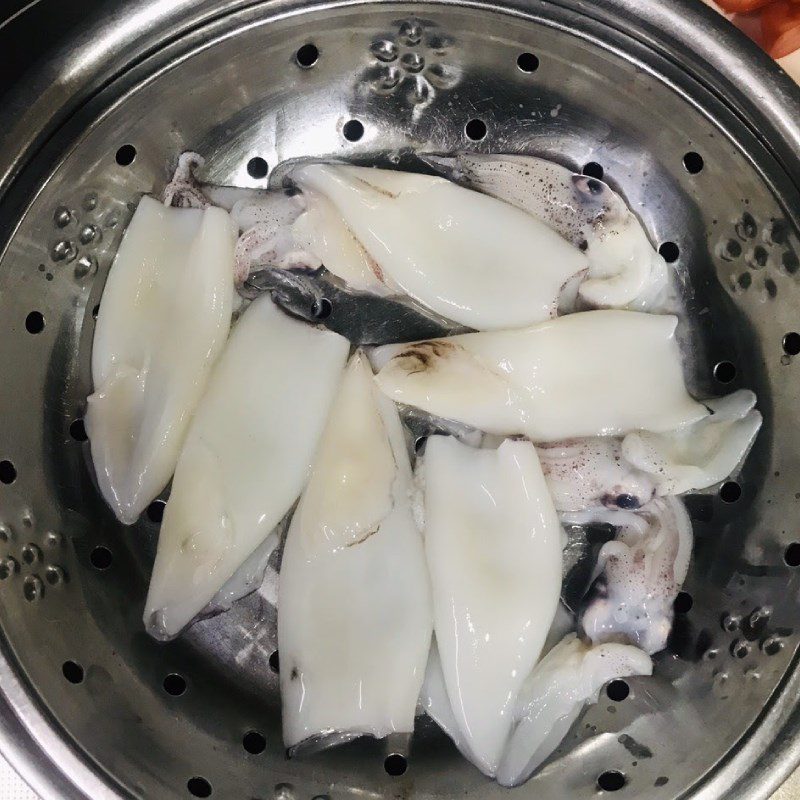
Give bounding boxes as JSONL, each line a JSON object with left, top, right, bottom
{"left": 85, "top": 151, "right": 761, "bottom": 786}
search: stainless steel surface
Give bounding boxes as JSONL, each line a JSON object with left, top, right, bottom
{"left": 0, "top": 1, "right": 799, "bottom": 799}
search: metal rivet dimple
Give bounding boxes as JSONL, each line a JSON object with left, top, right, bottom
{"left": 762, "top": 635, "right": 785, "bottom": 656}
{"left": 722, "top": 613, "right": 741, "bottom": 632}
{"left": 74, "top": 254, "right": 98, "bottom": 279}
{"left": 45, "top": 531, "right": 63, "bottom": 548}
{"left": 370, "top": 39, "right": 398, "bottom": 62}
{"left": 45, "top": 565, "right": 65, "bottom": 586}
{"left": 83, "top": 193, "right": 98, "bottom": 211}
{"left": 79, "top": 224, "right": 102, "bottom": 245}
{"left": 23, "top": 575, "right": 43, "bottom": 602}
{"left": 54, "top": 207, "right": 73, "bottom": 228}
{"left": 21, "top": 543, "right": 41, "bottom": 566}
{"left": 51, "top": 240, "right": 78, "bottom": 263}
{"left": 398, "top": 20, "right": 423, "bottom": 45}
{"left": 0, "top": 557, "right": 18, "bottom": 580}
{"left": 401, "top": 52, "right": 425, "bottom": 73}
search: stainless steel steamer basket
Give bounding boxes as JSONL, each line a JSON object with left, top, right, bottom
{"left": 0, "top": 1, "right": 799, "bottom": 798}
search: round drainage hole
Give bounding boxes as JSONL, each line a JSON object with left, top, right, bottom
{"left": 582, "top": 162, "right": 604, "bottom": 180}
{"left": 296, "top": 43, "right": 319, "bottom": 68}
{"left": 674, "top": 591, "right": 693, "bottom": 613}
{"left": 597, "top": 770, "right": 626, "bottom": 791}
{"left": 465, "top": 118, "right": 488, "bottom": 141}
{"left": 0, "top": 461, "right": 17, "bottom": 485}
{"left": 269, "top": 650, "right": 280, "bottom": 673}
{"left": 90, "top": 546, "right": 113, "bottom": 571}
{"left": 783, "top": 332, "right": 800, "bottom": 356}
{"left": 62, "top": 661, "right": 84, "bottom": 684}
{"left": 384, "top": 753, "right": 408, "bottom": 776}
{"left": 247, "top": 157, "right": 269, "bottom": 180}
{"left": 719, "top": 481, "right": 742, "bottom": 503}
{"left": 606, "top": 679, "right": 630, "bottom": 702}
{"left": 187, "top": 777, "right": 212, "bottom": 798}
{"left": 312, "top": 298, "right": 332, "bottom": 319}
{"left": 163, "top": 673, "right": 187, "bottom": 696}
{"left": 70, "top": 419, "right": 88, "bottom": 442}
{"left": 343, "top": 119, "right": 364, "bottom": 142}
{"left": 713, "top": 360, "right": 737, "bottom": 384}
{"left": 243, "top": 730, "right": 267, "bottom": 754}
{"left": 784, "top": 542, "right": 800, "bottom": 567}
{"left": 516, "top": 52, "right": 539, "bottom": 73}
{"left": 147, "top": 499, "right": 166, "bottom": 524}
{"left": 25, "top": 311, "right": 45, "bottom": 334}
{"left": 658, "top": 241, "right": 680, "bottom": 263}
{"left": 683, "top": 151, "right": 704, "bottom": 174}
{"left": 115, "top": 144, "right": 137, "bottom": 167}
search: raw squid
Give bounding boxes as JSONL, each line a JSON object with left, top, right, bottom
{"left": 422, "top": 436, "right": 562, "bottom": 776}
{"left": 418, "top": 641, "right": 479, "bottom": 764}
{"left": 278, "top": 353, "right": 432, "bottom": 749}
{"left": 497, "top": 633, "right": 653, "bottom": 787}
{"left": 231, "top": 192, "right": 319, "bottom": 283}
{"left": 570, "top": 496, "right": 693, "bottom": 654}
{"left": 537, "top": 438, "right": 658, "bottom": 512}
{"left": 287, "top": 163, "right": 588, "bottom": 330}
{"left": 143, "top": 296, "right": 349, "bottom": 640}
{"left": 538, "top": 390, "right": 761, "bottom": 510}
{"left": 243, "top": 265, "right": 464, "bottom": 346}
{"left": 424, "top": 153, "right": 670, "bottom": 311}
{"left": 375, "top": 311, "right": 708, "bottom": 442}
{"left": 86, "top": 196, "right": 236, "bottom": 525}
{"left": 622, "top": 389, "right": 762, "bottom": 495}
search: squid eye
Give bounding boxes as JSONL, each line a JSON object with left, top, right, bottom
{"left": 615, "top": 494, "right": 641, "bottom": 510}
{"left": 573, "top": 175, "right": 606, "bottom": 198}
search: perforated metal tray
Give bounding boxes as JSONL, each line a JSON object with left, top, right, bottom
{"left": 0, "top": 1, "right": 799, "bottom": 798}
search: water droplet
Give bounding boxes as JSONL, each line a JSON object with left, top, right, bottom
{"left": 745, "top": 667, "right": 761, "bottom": 681}
{"left": 23, "top": 575, "right": 43, "bottom": 602}
{"left": 74, "top": 254, "right": 97, "bottom": 279}
{"left": 370, "top": 39, "right": 398, "bottom": 62}
{"left": 401, "top": 52, "right": 425, "bottom": 73}
{"left": 51, "top": 240, "right": 78, "bottom": 263}
{"left": 782, "top": 354, "right": 792, "bottom": 366}
{"left": 722, "top": 613, "right": 741, "bottom": 632}
{"left": 0, "top": 557, "right": 18, "bottom": 580}
{"left": 398, "top": 20, "right": 423, "bottom": 46}
{"left": 21, "top": 543, "right": 41, "bottom": 566}
{"left": 54, "top": 207, "right": 72, "bottom": 228}
{"left": 762, "top": 635, "right": 784, "bottom": 656}
{"left": 45, "top": 531, "right": 63, "bottom": 548}
{"left": 82, "top": 193, "right": 98, "bottom": 211}
{"left": 79, "top": 224, "right": 102, "bottom": 245}
{"left": 45, "top": 565, "right": 65, "bottom": 586}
